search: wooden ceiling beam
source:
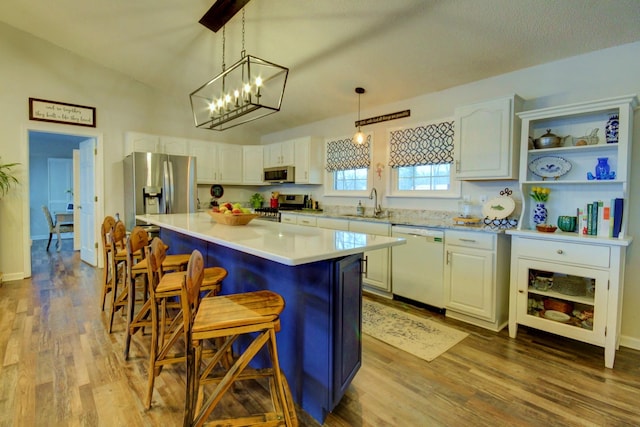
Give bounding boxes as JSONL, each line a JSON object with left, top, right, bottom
{"left": 199, "top": 0, "right": 252, "bottom": 33}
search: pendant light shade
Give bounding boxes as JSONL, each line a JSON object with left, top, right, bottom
{"left": 353, "top": 87, "right": 366, "bottom": 145}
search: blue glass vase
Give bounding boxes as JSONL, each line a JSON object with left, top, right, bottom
{"left": 595, "top": 157, "right": 610, "bottom": 180}
{"left": 533, "top": 203, "right": 547, "bottom": 225}
{"left": 605, "top": 114, "right": 619, "bottom": 144}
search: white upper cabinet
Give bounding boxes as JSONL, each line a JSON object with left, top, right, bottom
{"left": 124, "top": 132, "right": 160, "bottom": 154}
{"left": 454, "top": 94, "right": 523, "bottom": 180}
{"left": 242, "top": 145, "right": 265, "bottom": 185}
{"left": 294, "top": 136, "right": 324, "bottom": 184}
{"left": 218, "top": 143, "right": 243, "bottom": 184}
{"left": 189, "top": 139, "right": 219, "bottom": 184}
{"left": 264, "top": 140, "right": 295, "bottom": 167}
{"left": 160, "top": 136, "right": 189, "bottom": 155}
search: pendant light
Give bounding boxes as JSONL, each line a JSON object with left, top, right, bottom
{"left": 353, "top": 87, "right": 366, "bottom": 145}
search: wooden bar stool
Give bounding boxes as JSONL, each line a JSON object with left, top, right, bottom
{"left": 183, "top": 285, "right": 297, "bottom": 426}
{"left": 142, "top": 238, "right": 227, "bottom": 409}
{"left": 99, "top": 215, "right": 116, "bottom": 311}
{"left": 123, "top": 230, "right": 196, "bottom": 360}
{"left": 107, "top": 221, "right": 144, "bottom": 333}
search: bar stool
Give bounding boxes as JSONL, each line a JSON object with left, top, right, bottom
{"left": 99, "top": 215, "right": 116, "bottom": 311}
{"left": 142, "top": 238, "right": 227, "bottom": 409}
{"left": 183, "top": 283, "right": 297, "bottom": 426}
{"left": 123, "top": 229, "right": 196, "bottom": 360}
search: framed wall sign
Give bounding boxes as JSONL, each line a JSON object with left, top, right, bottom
{"left": 29, "top": 97, "right": 96, "bottom": 127}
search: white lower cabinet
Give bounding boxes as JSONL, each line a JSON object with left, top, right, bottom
{"left": 508, "top": 233, "right": 628, "bottom": 368}
{"left": 316, "top": 217, "right": 349, "bottom": 230}
{"left": 348, "top": 221, "right": 391, "bottom": 295}
{"left": 444, "top": 230, "right": 510, "bottom": 331}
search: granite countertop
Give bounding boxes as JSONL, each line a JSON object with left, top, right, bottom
{"left": 282, "top": 210, "right": 511, "bottom": 233}
{"left": 136, "top": 213, "right": 405, "bottom": 266}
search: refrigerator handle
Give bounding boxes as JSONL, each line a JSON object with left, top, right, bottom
{"left": 163, "top": 160, "right": 171, "bottom": 214}
{"left": 168, "top": 160, "right": 175, "bottom": 211}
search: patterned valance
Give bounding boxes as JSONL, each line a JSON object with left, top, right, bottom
{"left": 388, "top": 121, "right": 454, "bottom": 167}
{"left": 325, "top": 134, "right": 371, "bottom": 172}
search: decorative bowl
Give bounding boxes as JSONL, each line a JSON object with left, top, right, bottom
{"left": 536, "top": 224, "right": 557, "bottom": 233}
{"left": 207, "top": 211, "right": 258, "bottom": 226}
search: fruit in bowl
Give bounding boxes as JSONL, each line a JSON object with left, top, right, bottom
{"left": 536, "top": 224, "right": 558, "bottom": 233}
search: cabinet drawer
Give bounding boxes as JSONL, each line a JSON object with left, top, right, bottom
{"left": 297, "top": 216, "right": 317, "bottom": 227}
{"left": 518, "top": 238, "right": 610, "bottom": 268}
{"left": 280, "top": 214, "right": 297, "bottom": 224}
{"left": 446, "top": 230, "right": 494, "bottom": 250}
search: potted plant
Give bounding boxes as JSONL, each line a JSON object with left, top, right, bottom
{"left": 0, "top": 158, "right": 19, "bottom": 199}
{"left": 250, "top": 193, "right": 264, "bottom": 209}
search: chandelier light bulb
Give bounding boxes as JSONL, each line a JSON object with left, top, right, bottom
{"left": 354, "top": 131, "right": 365, "bottom": 145}
{"left": 255, "top": 76, "right": 263, "bottom": 87}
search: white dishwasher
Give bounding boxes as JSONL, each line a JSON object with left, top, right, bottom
{"left": 391, "top": 226, "right": 445, "bottom": 308}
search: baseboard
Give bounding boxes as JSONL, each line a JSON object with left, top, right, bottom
{"left": 620, "top": 335, "right": 640, "bottom": 351}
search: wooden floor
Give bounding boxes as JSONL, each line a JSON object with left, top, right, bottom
{"left": 1, "top": 240, "right": 640, "bottom": 426}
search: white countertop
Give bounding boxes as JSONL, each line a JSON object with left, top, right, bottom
{"left": 136, "top": 213, "right": 406, "bottom": 266}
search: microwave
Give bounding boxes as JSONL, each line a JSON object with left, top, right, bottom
{"left": 264, "top": 166, "right": 295, "bottom": 183}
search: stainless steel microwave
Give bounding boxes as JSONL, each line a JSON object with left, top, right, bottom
{"left": 264, "top": 166, "right": 295, "bottom": 183}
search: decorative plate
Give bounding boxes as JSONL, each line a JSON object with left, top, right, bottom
{"left": 528, "top": 156, "right": 572, "bottom": 179}
{"left": 210, "top": 184, "right": 224, "bottom": 199}
{"left": 544, "top": 310, "right": 570, "bottom": 323}
{"left": 482, "top": 196, "right": 515, "bottom": 220}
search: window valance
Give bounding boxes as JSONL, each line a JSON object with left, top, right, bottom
{"left": 388, "top": 121, "right": 454, "bottom": 167}
{"left": 325, "top": 134, "right": 371, "bottom": 172}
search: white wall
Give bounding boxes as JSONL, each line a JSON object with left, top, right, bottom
{"left": 262, "top": 41, "right": 640, "bottom": 347}
{"left": 2, "top": 20, "right": 640, "bottom": 348}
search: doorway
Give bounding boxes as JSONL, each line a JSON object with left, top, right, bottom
{"left": 22, "top": 125, "right": 104, "bottom": 278}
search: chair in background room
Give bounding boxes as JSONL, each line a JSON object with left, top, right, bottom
{"left": 41, "top": 205, "right": 73, "bottom": 252}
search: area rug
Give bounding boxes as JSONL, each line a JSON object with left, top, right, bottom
{"left": 362, "top": 299, "right": 468, "bottom": 362}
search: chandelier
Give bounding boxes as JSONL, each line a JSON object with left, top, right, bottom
{"left": 190, "top": 9, "right": 289, "bottom": 131}
{"left": 353, "top": 87, "right": 366, "bottom": 144}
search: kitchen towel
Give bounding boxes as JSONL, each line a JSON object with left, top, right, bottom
{"left": 362, "top": 298, "right": 468, "bottom": 362}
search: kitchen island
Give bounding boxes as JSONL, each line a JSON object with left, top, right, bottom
{"left": 136, "top": 213, "right": 405, "bottom": 423}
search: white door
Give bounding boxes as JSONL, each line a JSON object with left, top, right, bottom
{"left": 80, "top": 139, "right": 97, "bottom": 265}
{"left": 48, "top": 158, "right": 73, "bottom": 213}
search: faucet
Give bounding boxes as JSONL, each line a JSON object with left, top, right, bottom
{"left": 369, "top": 187, "right": 382, "bottom": 217}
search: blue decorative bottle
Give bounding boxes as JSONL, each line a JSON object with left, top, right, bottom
{"left": 605, "top": 114, "right": 619, "bottom": 144}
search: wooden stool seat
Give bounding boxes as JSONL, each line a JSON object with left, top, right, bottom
{"left": 185, "top": 290, "right": 297, "bottom": 426}
{"left": 157, "top": 267, "right": 227, "bottom": 297}
{"left": 192, "top": 291, "right": 282, "bottom": 335}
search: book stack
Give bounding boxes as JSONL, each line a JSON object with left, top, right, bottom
{"left": 578, "top": 198, "right": 623, "bottom": 237}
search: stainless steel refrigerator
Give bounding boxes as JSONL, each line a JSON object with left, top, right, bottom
{"left": 123, "top": 152, "right": 197, "bottom": 231}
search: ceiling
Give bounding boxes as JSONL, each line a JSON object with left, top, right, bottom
{"left": 2, "top": 0, "right": 640, "bottom": 139}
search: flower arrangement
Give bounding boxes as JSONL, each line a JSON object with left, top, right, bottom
{"left": 530, "top": 186, "right": 550, "bottom": 202}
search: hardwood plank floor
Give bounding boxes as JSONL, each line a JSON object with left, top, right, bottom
{"left": 1, "top": 239, "right": 639, "bottom": 426}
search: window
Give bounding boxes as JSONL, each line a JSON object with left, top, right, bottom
{"left": 334, "top": 168, "right": 369, "bottom": 191}
{"left": 397, "top": 164, "right": 451, "bottom": 191}
{"left": 389, "top": 120, "right": 459, "bottom": 197}
{"left": 325, "top": 134, "right": 372, "bottom": 194}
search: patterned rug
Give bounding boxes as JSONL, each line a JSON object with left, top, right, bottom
{"left": 362, "top": 299, "right": 468, "bottom": 362}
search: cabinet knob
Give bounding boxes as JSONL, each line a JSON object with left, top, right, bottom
{"left": 556, "top": 249, "right": 564, "bottom": 254}
{"left": 519, "top": 290, "right": 524, "bottom": 294}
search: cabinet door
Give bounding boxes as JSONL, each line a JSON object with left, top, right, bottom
{"left": 513, "top": 258, "right": 608, "bottom": 347}
{"left": 280, "top": 213, "right": 297, "bottom": 224}
{"left": 264, "top": 143, "right": 281, "bottom": 167}
{"left": 242, "top": 145, "right": 265, "bottom": 185}
{"left": 317, "top": 217, "right": 349, "bottom": 230}
{"left": 189, "top": 140, "right": 218, "bottom": 183}
{"left": 280, "top": 140, "right": 295, "bottom": 165}
{"left": 332, "top": 253, "right": 362, "bottom": 406}
{"left": 294, "top": 138, "right": 310, "bottom": 183}
{"left": 445, "top": 246, "right": 494, "bottom": 320}
{"left": 160, "top": 136, "right": 189, "bottom": 155}
{"left": 125, "top": 132, "right": 160, "bottom": 154}
{"left": 218, "top": 144, "right": 243, "bottom": 184}
{"left": 349, "top": 221, "right": 391, "bottom": 292}
{"left": 455, "top": 96, "right": 519, "bottom": 180}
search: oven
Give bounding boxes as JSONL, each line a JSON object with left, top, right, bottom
{"left": 254, "top": 194, "right": 307, "bottom": 222}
